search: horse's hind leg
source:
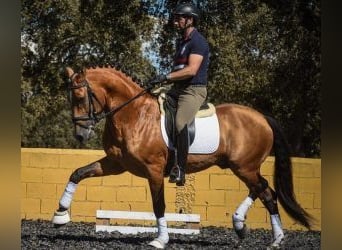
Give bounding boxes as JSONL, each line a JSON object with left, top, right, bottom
{"left": 232, "top": 167, "right": 284, "bottom": 246}
{"left": 232, "top": 192, "right": 257, "bottom": 239}
{"left": 52, "top": 156, "right": 125, "bottom": 225}
{"left": 252, "top": 174, "right": 285, "bottom": 248}
{"left": 235, "top": 168, "right": 285, "bottom": 247}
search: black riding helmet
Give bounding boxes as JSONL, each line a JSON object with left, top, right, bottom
{"left": 173, "top": 2, "right": 200, "bottom": 24}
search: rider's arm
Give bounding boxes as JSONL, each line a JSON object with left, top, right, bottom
{"left": 166, "top": 53, "right": 203, "bottom": 81}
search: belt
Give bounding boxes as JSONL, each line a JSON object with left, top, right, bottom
{"left": 174, "top": 82, "right": 206, "bottom": 89}
{"left": 189, "top": 84, "right": 206, "bottom": 87}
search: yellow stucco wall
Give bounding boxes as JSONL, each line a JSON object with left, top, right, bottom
{"left": 21, "top": 148, "right": 321, "bottom": 230}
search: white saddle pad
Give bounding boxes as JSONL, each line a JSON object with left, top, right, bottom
{"left": 160, "top": 114, "right": 220, "bottom": 154}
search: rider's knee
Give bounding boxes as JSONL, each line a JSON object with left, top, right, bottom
{"left": 175, "top": 120, "right": 186, "bottom": 134}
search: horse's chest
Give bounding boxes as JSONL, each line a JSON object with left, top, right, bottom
{"left": 105, "top": 144, "right": 141, "bottom": 162}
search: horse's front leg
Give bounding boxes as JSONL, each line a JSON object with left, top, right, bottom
{"left": 147, "top": 174, "right": 169, "bottom": 249}
{"left": 52, "top": 156, "right": 124, "bottom": 226}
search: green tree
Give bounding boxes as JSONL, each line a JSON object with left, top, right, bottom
{"left": 156, "top": 0, "right": 320, "bottom": 157}
{"left": 21, "top": 0, "right": 156, "bottom": 148}
{"left": 21, "top": 0, "right": 321, "bottom": 157}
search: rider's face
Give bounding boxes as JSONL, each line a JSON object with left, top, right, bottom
{"left": 173, "top": 15, "right": 192, "bottom": 30}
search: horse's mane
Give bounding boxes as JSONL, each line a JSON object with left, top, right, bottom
{"left": 82, "top": 63, "right": 145, "bottom": 88}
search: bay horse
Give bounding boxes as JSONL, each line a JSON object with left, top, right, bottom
{"left": 52, "top": 65, "right": 312, "bottom": 249}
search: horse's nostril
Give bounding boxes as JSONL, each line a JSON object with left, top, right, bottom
{"left": 75, "top": 135, "right": 84, "bottom": 143}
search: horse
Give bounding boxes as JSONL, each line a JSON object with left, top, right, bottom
{"left": 52, "top": 65, "right": 312, "bottom": 249}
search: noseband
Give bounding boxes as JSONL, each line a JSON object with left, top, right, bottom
{"left": 67, "top": 72, "right": 150, "bottom": 126}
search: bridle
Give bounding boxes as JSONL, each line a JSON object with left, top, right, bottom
{"left": 67, "top": 72, "right": 150, "bottom": 127}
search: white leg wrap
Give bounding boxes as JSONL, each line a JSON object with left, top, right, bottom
{"left": 233, "top": 196, "right": 254, "bottom": 230}
{"left": 270, "top": 214, "right": 284, "bottom": 244}
{"left": 157, "top": 217, "right": 169, "bottom": 243}
{"left": 59, "top": 182, "right": 77, "bottom": 209}
{"left": 148, "top": 217, "right": 169, "bottom": 249}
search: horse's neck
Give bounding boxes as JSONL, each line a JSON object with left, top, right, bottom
{"left": 99, "top": 72, "right": 141, "bottom": 111}
{"left": 103, "top": 96, "right": 158, "bottom": 150}
{"left": 102, "top": 78, "right": 157, "bottom": 127}
{"left": 114, "top": 95, "right": 158, "bottom": 124}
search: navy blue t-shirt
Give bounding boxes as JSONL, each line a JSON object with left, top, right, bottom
{"left": 172, "top": 28, "right": 209, "bottom": 86}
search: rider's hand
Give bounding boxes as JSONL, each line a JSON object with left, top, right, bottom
{"left": 147, "top": 74, "right": 168, "bottom": 88}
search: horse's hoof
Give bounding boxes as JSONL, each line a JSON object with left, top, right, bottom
{"left": 234, "top": 224, "right": 248, "bottom": 239}
{"left": 148, "top": 238, "right": 166, "bottom": 249}
{"left": 52, "top": 210, "right": 70, "bottom": 225}
{"left": 267, "top": 233, "right": 285, "bottom": 249}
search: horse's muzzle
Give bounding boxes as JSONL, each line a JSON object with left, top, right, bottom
{"left": 74, "top": 123, "right": 95, "bottom": 143}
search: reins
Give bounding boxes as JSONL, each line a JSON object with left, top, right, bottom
{"left": 95, "top": 87, "right": 151, "bottom": 121}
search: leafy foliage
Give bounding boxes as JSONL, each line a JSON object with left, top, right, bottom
{"left": 21, "top": 0, "right": 156, "bottom": 148}
{"left": 21, "top": 0, "right": 320, "bottom": 157}
{"left": 157, "top": 0, "right": 320, "bottom": 157}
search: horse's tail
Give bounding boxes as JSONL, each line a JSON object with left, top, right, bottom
{"left": 264, "top": 115, "right": 312, "bottom": 229}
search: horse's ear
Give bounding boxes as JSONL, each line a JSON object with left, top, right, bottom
{"left": 65, "top": 67, "right": 74, "bottom": 78}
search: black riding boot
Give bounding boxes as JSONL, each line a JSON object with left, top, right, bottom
{"left": 169, "top": 125, "right": 189, "bottom": 186}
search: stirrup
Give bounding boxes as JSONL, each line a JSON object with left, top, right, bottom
{"left": 169, "top": 166, "right": 185, "bottom": 186}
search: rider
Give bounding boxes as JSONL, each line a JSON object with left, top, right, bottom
{"left": 148, "top": 2, "right": 210, "bottom": 186}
